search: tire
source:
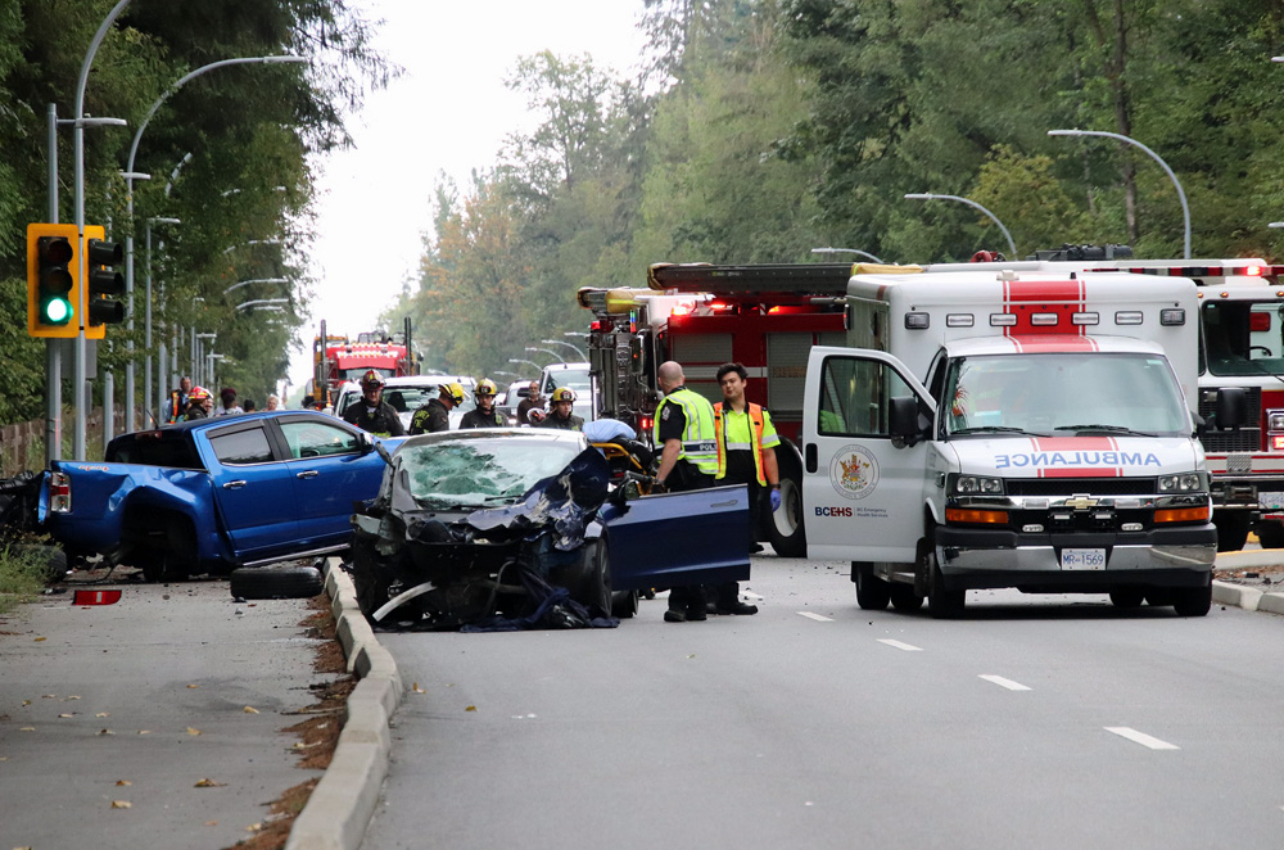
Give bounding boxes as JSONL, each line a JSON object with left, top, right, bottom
{"left": 611, "top": 589, "right": 639, "bottom": 619}
{"left": 1144, "top": 589, "right": 1175, "bottom": 607}
{"left": 889, "top": 582, "right": 924, "bottom": 612}
{"left": 1109, "top": 588, "right": 1145, "bottom": 609}
{"left": 924, "top": 539, "right": 965, "bottom": 619}
{"left": 853, "top": 562, "right": 890, "bottom": 610}
{"left": 137, "top": 552, "right": 192, "bottom": 583}
{"left": 1255, "top": 520, "right": 1284, "bottom": 549}
{"left": 764, "top": 447, "right": 807, "bottom": 558}
{"left": 1213, "top": 512, "right": 1250, "bottom": 553}
{"left": 16, "top": 544, "right": 68, "bottom": 584}
{"left": 560, "top": 539, "right": 612, "bottom": 617}
{"left": 1172, "top": 584, "right": 1212, "bottom": 617}
{"left": 350, "top": 549, "right": 392, "bottom": 620}
{"left": 229, "top": 565, "right": 323, "bottom": 600}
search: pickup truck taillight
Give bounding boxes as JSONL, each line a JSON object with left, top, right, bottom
{"left": 48, "top": 472, "right": 71, "bottom": 512}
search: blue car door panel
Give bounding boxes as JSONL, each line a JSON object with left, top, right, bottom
{"left": 276, "top": 418, "right": 384, "bottom": 547}
{"left": 602, "top": 484, "right": 752, "bottom": 592}
{"left": 206, "top": 422, "right": 299, "bottom": 559}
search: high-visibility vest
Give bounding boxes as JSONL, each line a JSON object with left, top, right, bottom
{"left": 653, "top": 386, "right": 718, "bottom": 475}
{"left": 713, "top": 402, "right": 769, "bottom": 485}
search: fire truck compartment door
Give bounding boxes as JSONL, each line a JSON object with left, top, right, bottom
{"left": 803, "top": 346, "right": 935, "bottom": 563}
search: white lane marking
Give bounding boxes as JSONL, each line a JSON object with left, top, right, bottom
{"left": 1105, "top": 727, "right": 1180, "bottom": 750}
{"left": 797, "top": 611, "right": 833, "bottom": 622}
{"left": 979, "top": 674, "right": 1031, "bottom": 691}
{"left": 743, "top": 590, "right": 764, "bottom": 600}
{"left": 877, "top": 639, "right": 922, "bottom": 652}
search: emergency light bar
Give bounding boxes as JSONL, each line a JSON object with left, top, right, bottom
{"left": 1090, "top": 264, "right": 1281, "bottom": 279}
{"left": 648, "top": 262, "right": 862, "bottom": 295}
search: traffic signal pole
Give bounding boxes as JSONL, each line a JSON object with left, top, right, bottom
{"left": 46, "top": 103, "right": 61, "bottom": 465}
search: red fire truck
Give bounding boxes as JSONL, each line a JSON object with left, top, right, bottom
{"left": 577, "top": 263, "right": 859, "bottom": 557}
{"left": 311, "top": 317, "right": 418, "bottom": 409}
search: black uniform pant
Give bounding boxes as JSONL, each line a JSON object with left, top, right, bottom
{"left": 715, "top": 451, "right": 763, "bottom": 607}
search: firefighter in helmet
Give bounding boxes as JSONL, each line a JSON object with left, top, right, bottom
{"left": 410, "top": 381, "right": 465, "bottom": 434}
{"left": 460, "top": 379, "right": 506, "bottom": 429}
{"left": 537, "top": 387, "right": 584, "bottom": 431}
{"left": 342, "top": 370, "right": 405, "bottom": 437}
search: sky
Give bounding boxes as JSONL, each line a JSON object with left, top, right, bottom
{"left": 287, "top": 0, "right": 651, "bottom": 393}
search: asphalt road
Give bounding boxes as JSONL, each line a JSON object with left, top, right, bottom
{"left": 0, "top": 576, "right": 328, "bottom": 850}
{"left": 360, "top": 555, "right": 1284, "bottom": 850}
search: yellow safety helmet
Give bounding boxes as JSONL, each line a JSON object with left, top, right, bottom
{"left": 440, "top": 382, "right": 466, "bottom": 406}
{"left": 551, "top": 387, "right": 576, "bottom": 404}
{"left": 475, "top": 378, "right": 498, "bottom": 400}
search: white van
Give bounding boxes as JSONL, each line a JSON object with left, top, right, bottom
{"left": 802, "top": 266, "right": 1237, "bottom": 618}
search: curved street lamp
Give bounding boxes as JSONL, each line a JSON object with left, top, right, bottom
{"left": 541, "top": 338, "right": 586, "bottom": 359}
{"left": 525, "top": 346, "right": 565, "bottom": 363}
{"left": 508, "top": 358, "right": 542, "bottom": 371}
{"left": 903, "top": 193, "right": 1017, "bottom": 259}
{"left": 224, "top": 277, "right": 290, "bottom": 297}
{"left": 810, "top": 247, "right": 884, "bottom": 263}
{"left": 1048, "top": 128, "right": 1190, "bottom": 259}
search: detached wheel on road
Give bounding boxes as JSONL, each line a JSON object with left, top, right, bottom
{"left": 764, "top": 448, "right": 806, "bottom": 558}
{"left": 889, "top": 583, "right": 924, "bottom": 612}
{"left": 1255, "top": 520, "right": 1284, "bottom": 549}
{"left": 853, "top": 562, "right": 890, "bottom": 610}
{"left": 611, "top": 589, "right": 639, "bottom": 619}
{"left": 1213, "top": 512, "right": 1250, "bottom": 552}
{"left": 229, "top": 564, "right": 323, "bottom": 600}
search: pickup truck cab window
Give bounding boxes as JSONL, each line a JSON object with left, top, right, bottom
{"left": 817, "top": 354, "right": 914, "bottom": 437}
{"left": 209, "top": 427, "right": 274, "bottom": 465}
{"left": 280, "top": 420, "right": 361, "bottom": 459}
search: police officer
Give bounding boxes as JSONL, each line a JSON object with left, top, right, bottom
{"left": 537, "top": 387, "right": 584, "bottom": 431}
{"left": 343, "top": 370, "right": 406, "bottom": 437}
{"left": 409, "top": 381, "right": 465, "bottom": 434}
{"left": 652, "top": 361, "right": 719, "bottom": 623}
{"left": 460, "top": 379, "right": 506, "bottom": 429}
{"left": 710, "top": 362, "right": 782, "bottom": 615}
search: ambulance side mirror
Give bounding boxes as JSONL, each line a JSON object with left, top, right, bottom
{"left": 889, "top": 396, "right": 928, "bottom": 447}
{"left": 1214, "top": 387, "right": 1247, "bottom": 431}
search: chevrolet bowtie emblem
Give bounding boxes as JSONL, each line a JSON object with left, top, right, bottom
{"left": 1064, "top": 495, "right": 1099, "bottom": 510}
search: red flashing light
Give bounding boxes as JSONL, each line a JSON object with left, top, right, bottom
{"left": 708, "top": 301, "right": 731, "bottom": 312}
{"left": 1252, "top": 312, "right": 1271, "bottom": 332}
{"left": 671, "top": 303, "right": 693, "bottom": 317}
{"left": 1246, "top": 265, "right": 1265, "bottom": 277}
{"left": 639, "top": 416, "right": 653, "bottom": 432}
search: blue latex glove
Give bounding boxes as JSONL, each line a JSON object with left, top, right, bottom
{"left": 770, "top": 489, "right": 782, "bottom": 512}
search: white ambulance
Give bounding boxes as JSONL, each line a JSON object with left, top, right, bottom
{"left": 801, "top": 266, "right": 1236, "bottom": 618}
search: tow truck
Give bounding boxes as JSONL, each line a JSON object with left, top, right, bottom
{"left": 578, "top": 263, "right": 861, "bottom": 557}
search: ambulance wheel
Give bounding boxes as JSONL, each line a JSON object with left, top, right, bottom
{"left": 1108, "top": 588, "right": 1145, "bottom": 609}
{"left": 925, "top": 546, "right": 965, "bottom": 619}
{"left": 889, "top": 583, "right": 924, "bottom": 612}
{"left": 765, "top": 450, "right": 806, "bottom": 557}
{"left": 1172, "top": 584, "right": 1212, "bottom": 617}
{"left": 1213, "top": 512, "right": 1249, "bottom": 552}
{"left": 1255, "top": 520, "right": 1284, "bottom": 549}
{"left": 853, "top": 562, "right": 890, "bottom": 610}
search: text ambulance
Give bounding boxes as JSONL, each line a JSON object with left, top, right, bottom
{"left": 802, "top": 265, "right": 1236, "bottom": 618}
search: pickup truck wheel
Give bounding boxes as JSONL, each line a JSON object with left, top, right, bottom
{"left": 1255, "top": 520, "right": 1284, "bottom": 549}
{"left": 764, "top": 449, "right": 806, "bottom": 558}
{"left": 853, "top": 563, "right": 890, "bottom": 610}
{"left": 138, "top": 554, "right": 190, "bottom": 583}
{"left": 229, "top": 565, "right": 323, "bottom": 600}
{"left": 1172, "top": 584, "right": 1212, "bottom": 617}
{"left": 889, "top": 583, "right": 924, "bottom": 612}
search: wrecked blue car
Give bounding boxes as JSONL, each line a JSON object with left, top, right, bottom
{"left": 348, "top": 428, "right": 751, "bottom": 630}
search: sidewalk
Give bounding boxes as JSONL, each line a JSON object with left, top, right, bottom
{"left": 0, "top": 573, "right": 333, "bottom": 850}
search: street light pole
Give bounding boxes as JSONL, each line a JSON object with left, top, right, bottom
{"left": 145, "top": 217, "right": 180, "bottom": 426}
{"left": 810, "top": 247, "right": 884, "bottom": 263}
{"left": 508, "top": 358, "right": 542, "bottom": 372}
{"left": 525, "top": 346, "right": 565, "bottom": 364}
{"left": 903, "top": 193, "right": 1018, "bottom": 259}
{"left": 223, "top": 277, "right": 289, "bottom": 297}
{"left": 541, "top": 338, "right": 586, "bottom": 359}
{"left": 1048, "top": 128, "right": 1191, "bottom": 259}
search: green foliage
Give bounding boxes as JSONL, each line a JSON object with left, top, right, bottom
{"left": 0, "top": 542, "right": 54, "bottom": 612}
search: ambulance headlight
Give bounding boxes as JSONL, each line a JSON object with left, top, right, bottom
{"left": 950, "top": 474, "right": 1005, "bottom": 495}
{"left": 1157, "top": 472, "right": 1207, "bottom": 492}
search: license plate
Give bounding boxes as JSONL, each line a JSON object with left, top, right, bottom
{"left": 1060, "top": 548, "right": 1106, "bottom": 570}
{"left": 1260, "top": 492, "right": 1284, "bottom": 510}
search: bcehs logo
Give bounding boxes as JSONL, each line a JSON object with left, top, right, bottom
{"left": 815, "top": 506, "right": 853, "bottom": 517}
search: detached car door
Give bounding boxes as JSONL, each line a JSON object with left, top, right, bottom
{"left": 802, "top": 346, "right": 936, "bottom": 563}
{"left": 205, "top": 420, "right": 299, "bottom": 560}
{"left": 274, "top": 415, "right": 391, "bottom": 548}
{"left": 601, "top": 484, "right": 752, "bottom": 592}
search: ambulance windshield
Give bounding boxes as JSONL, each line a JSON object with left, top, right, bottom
{"left": 945, "top": 353, "right": 1189, "bottom": 438}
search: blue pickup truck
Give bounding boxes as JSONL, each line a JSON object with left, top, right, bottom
{"left": 43, "top": 411, "right": 401, "bottom": 581}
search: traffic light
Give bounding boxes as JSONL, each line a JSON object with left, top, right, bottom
{"left": 83, "top": 225, "right": 125, "bottom": 340}
{"left": 26, "top": 222, "right": 81, "bottom": 339}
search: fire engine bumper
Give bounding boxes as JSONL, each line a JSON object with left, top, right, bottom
{"left": 935, "top": 524, "right": 1216, "bottom": 592}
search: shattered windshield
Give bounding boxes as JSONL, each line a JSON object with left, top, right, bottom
{"left": 398, "top": 438, "right": 582, "bottom": 507}
{"left": 945, "top": 353, "right": 1189, "bottom": 437}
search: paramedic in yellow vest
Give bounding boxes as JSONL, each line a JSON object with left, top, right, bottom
{"left": 711, "top": 362, "right": 780, "bottom": 615}
{"left": 653, "top": 361, "right": 718, "bottom": 623}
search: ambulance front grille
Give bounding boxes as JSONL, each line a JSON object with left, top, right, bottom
{"left": 1006, "top": 478, "right": 1157, "bottom": 497}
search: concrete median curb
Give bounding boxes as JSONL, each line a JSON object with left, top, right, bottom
{"left": 285, "top": 559, "right": 403, "bottom": 850}
{"left": 1212, "top": 579, "right": 1284, "bottom": 615}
